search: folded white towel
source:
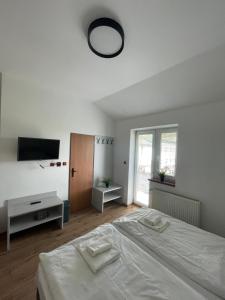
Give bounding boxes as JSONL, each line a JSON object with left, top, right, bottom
{"left": 87, "top": 238, "right": 112, "bottom": 257}
{"left": 139, "top": 218, "right": 169, "bottom": 233}
{"left": 143, "top": 215, "right": 161, "bottom": 226}
{"left": 77, "top": 240, "right": 120, "bottom": 273}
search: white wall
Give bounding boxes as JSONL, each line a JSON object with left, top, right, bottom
{"left": 114, "top": 101, "right": 225, "bottom": 237}
{"left": 93, "top": 137, "right": 114, "bottom": 186}
{"left": 0, "top": 74, "right": 114, "bottom": 232}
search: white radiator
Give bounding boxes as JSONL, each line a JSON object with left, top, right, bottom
{"left": 151, "top": 189, "right": 200, "bottom": 227}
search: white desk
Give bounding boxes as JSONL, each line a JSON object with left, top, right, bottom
{"left": 92, "top": 185, "right": 123, "bottom": 212}
{"left": 7, "top": 191, "right": 63, "bottom": 251}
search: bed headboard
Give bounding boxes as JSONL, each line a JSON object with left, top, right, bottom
{"left": 150, "top": 189, "right": 200, "bottom": 227}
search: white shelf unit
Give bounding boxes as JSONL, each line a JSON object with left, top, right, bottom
{"left": 7, "top": 191, "right": 63, "bottom": 251}
{"left": 92, "top": 185, "right": 123, "bottom": 212}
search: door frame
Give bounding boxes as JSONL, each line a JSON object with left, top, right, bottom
{"left": 68, "top": 133, "right": 95, "bottom": 212}
{"left": 133, "top": 130, "right": 155, "bottom": 207}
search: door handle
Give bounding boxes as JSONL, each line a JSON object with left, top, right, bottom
{"left": 71, "top": 168, "right": 77, "bottom": 177}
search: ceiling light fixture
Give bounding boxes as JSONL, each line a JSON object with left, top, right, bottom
{"left": 88, "top": 17, "right": 124, "bottom": 58}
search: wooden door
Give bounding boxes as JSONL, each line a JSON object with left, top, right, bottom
{"left": 69, "top": 133, "right": 94, "bottom": 213}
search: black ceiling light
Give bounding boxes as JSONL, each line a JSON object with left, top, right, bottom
{"left": 88, "top": 18, "right": 124, "bottom": 58}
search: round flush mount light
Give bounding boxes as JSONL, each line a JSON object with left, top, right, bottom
{"left": 88, "top": 18, "right": 124, "bottom": 58}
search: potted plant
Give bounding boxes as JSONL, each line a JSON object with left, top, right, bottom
{"left": 102, "top": 178, "right": 111, "bottom": 188}
{"left": 159, "top": 169, "right": 166, "bottom": 182}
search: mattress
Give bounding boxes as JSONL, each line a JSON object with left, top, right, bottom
{"left": 38, "top": 223, "right": 220, "bottom": 300}
{"left": 113, "top": 208, "right": 225, "bottom": 299}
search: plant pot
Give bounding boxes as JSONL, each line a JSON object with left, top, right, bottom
{"left": 105, "top": 183, "right": 110, "bottom": 188}
{"left": 159, "top": 174, "right": 165, "bottom": 182}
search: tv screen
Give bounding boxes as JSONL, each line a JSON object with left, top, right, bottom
{"left": 17, "top": 137, "right": 60, "bottom": 161}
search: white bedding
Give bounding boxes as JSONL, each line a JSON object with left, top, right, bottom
{"left": 38, "top": 264, "right": 54, "bottom": 300}
{"left": 38, "top": 223, "right": 220, "bottom": 300}
{"left": 113, "top": 208, "right": 225, "bottom": 299}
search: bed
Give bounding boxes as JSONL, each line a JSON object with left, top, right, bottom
{"left": 113, "top": 208, "right": 225, "bottom": 299}
{"left": 37, "top": 223, "right": 220, "bottom": 300}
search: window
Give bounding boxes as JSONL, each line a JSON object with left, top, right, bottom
{"left": 135, "top": 132, "right": 154, "bottom": 206}
{"left": 159, "top": 130, "right": 177, "bottom": 177}
{"left": 134, "top": 126, "right": 177, "bottom": 206}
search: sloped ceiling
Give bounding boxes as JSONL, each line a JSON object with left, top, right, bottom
{"left": 0, "top": 0, "right": 225, "bottom": 115}
{"left": 96, "top": 44, "right": 225, "bottom": 119}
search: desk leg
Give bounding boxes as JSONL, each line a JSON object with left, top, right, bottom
{"left": 60, "top": 204, "right": 64, "bottom": 228}
{"left": 92, "top": 189, "right": 103, "bottom": 212}
{"left": 58, "top": 217, "right": 63, "bottom": 229}
{"left": 7, "top": 218, "right": 10, "bottom": 251}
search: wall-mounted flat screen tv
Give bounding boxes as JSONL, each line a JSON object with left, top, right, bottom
{"left": 17, "top": 137, "right": 60, "bottom": 161}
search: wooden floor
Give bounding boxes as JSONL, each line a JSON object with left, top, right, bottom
{"left": 0, "top": 202, "right": 137, "bottom": 300}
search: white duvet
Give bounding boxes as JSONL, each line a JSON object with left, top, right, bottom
{"left": 39, "top": 224, "right": 219, "bottom": 300}
{"left": 113, "top": 208, "right": 225, "bottom": 299}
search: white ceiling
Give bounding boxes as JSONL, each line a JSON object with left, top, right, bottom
{"left": 96, "top": 44, "right": 225, "bottom": 119}
{"left": 0, "top": 0, "right": 225, "bottom": 114}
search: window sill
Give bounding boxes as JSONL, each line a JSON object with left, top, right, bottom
{"left": 148, "top": 178, "right": 176, "bottom": 187}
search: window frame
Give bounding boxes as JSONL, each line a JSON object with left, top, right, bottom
{"left": 134, "top": 130, "right": 156, "bottom": 206}
{"left": 134, "top": 126, "right": 178, "bottom": 205}
{"left": 155, "top": 127, "right": 178, "bottom": 181}
{"left": 134, "top": 126, "right": 178, "bottom": 192}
